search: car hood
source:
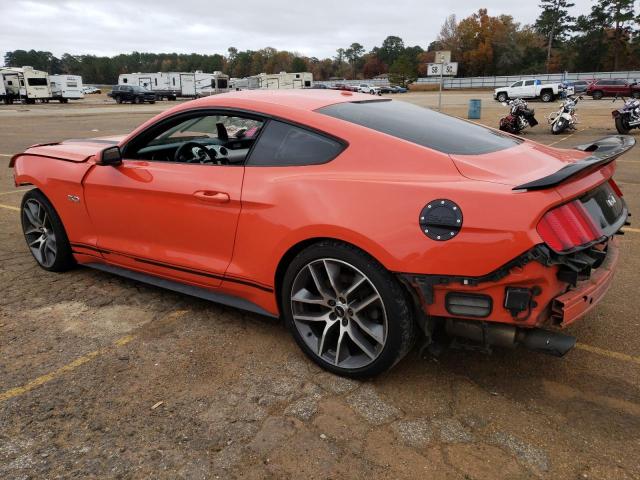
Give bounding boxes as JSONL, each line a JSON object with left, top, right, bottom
{"left": 11, "top": 136, "right": 125, "bottom": 164}
{"left": 449, "top": 140, "right": 589, "bottom": 187}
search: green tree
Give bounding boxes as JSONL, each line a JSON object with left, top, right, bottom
{"left": 378, "top": 36, "right": 405, "bottom": 66}
{"left": 389, "top": 54, "right": 417, "bottom": 86}
{"left": 344, "top": 42, "right": 365, "bottom": 79}
{"left": 535, "top": 0, "right": 575, "bottom": 72}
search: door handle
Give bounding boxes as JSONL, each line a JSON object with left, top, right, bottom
{"left": 193, "top": 191, "right": 230, "bottom": 203}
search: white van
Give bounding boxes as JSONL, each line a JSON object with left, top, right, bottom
{"left": 49, "top": 74, "right": 84, "bottom": 102}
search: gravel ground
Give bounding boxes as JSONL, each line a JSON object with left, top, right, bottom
{"left": 0, "top": 91, "right": 639, "bottom": 479}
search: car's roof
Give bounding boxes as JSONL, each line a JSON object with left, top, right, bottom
{"left": 188, "top": 89, "right": 369, "bottom": 112}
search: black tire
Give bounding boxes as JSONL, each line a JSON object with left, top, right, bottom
{"left": 615, "top": 116, "right": 631, "bottom": 134}
{"left": 20, "top": 189, "right": 75, "bottom": 272}
{"left": 281, "top": 240, "right": 416, "bottom": 378}
{"left": 115, "top": 96, "right": 122, "bottom": 104}
{"left": 133, "top": 96, "right": 141, "bottom": 104}
{"left": 497, "top": 92, "right": 508, "bottom": 103}
{"left": 552, "top": 117, "right": 567, "bottom": 134}
{"left": 149, "top": 100, "right": 156, "bottom": 104}
{"left": 541, "top": 91, "right": 554, "bottom": 102}
{"left": 592, "top": 90, "right": 603, "bottom": 100}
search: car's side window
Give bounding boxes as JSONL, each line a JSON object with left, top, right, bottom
{"left": 246, "top": 120, "right": 345, "bottom": 167}
{"left": 125, "top": 112, "right": 264, "bottom": 166}
{"left": 524, "top": 80, "right": 534, "bottom": 86}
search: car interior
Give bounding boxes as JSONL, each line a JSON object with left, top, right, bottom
{"left": 129, "top": 114, "right": 264, "bottom": 165}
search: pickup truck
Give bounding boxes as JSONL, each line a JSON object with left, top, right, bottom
{"left": 586, "top": 79, "right": 640, "bottom": 100}
{"left": 494, "top": 80, "right": 564, "bottom": 103}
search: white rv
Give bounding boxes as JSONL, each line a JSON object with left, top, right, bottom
{"left": 229, "top": 77, "right": 260, "bottom": 91}
{"left": 49, "top": 74, "right": 84, "bottom": 102}
{"left": 0, "top": 77, "right": 7, "bottom": 104}
{"left": 118, "top": 72, "right": 179, "bottom": 100}
{"left": 0, "top": 66, "right": 51, "bottom": 103}
{"left": 254, "top": 71, "right": 313, "bottom": 90}
{"left": 119, "top": 70, "right": 229, "bottom": 98}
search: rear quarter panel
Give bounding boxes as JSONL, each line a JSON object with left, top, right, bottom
{"left": 227, "top": 116, "right": 564, "bottom": 292}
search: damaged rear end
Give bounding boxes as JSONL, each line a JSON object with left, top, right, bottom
{"left": 404, "top": 136, "right": 634, "bottom": 358}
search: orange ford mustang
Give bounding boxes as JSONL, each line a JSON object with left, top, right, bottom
{"left": 11, "top": 90, "right": 633, "bottom": 377}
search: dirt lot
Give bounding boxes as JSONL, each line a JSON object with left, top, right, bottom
{"left": 0, "top": 91, "right": 639, "bottom": 479}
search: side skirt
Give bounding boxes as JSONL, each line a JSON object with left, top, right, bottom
{"left": 84, "top": 262, "right": 278, "bottom": 319}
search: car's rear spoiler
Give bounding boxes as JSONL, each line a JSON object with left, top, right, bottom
{"left": 513, "top": 135, "right": 635, "bottom": 191}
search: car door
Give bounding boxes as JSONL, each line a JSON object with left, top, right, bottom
{"left": 522, "top": 80, "right": 536, "bottom": 98}
{"left": 82, "top": 111, "right": 261, "bottom": 287}
{"left": 509, "top": 81, "right": 524, "bottom": 97}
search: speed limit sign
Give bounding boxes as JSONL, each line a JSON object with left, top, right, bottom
{"left": 427, "top": 62, "right": 458, "bottom": 76}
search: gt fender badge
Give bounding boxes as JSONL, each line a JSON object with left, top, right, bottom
{"left": 67, "top": 194, "right": 80, "bottom": 203}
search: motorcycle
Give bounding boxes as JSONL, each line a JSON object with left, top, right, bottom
{"left": 612, "top": 92, "right": 640, "bottom": 134}
{"left": 499, "top": 98, "right": 538, "bottom": 134}
{"left": 548, "top": 95, "right": 581, "bottom": 135}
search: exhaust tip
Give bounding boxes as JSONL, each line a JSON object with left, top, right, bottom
{"left": 518, "top": 329, "right": 576, "bottom": 357}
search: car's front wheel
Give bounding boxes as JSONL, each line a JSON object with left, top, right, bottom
{"left": 281, "top": 241, "right": 416, "bottom": 378}
{"left": 497, "top": 92, "right": 508, "bottom": 103}
{"left": 21, "top": 189, "right": 75, "bottom": 272}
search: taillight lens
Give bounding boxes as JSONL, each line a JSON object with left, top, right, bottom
{"left": 537, "top": 200, "right": 603, "bottom": 252}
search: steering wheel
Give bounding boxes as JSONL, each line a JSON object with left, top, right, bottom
{"left": 174, "top": 141, "right": 214, "bottom": 164}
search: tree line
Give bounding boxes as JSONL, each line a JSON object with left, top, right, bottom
{"left": 3, "top": 0, "right": 639, "bottom": 85}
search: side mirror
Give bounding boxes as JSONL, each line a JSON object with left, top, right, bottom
{"left": 97, "top": 145, "right": 122, "bottom": 166}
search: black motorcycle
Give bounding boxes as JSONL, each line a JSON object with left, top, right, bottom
{"left": 499, "top": 98, "right": 539, "bottom": 134}
{"left": 612, "top": 90, "right": 640, "bottom": 134}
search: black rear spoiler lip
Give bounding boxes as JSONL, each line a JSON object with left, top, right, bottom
{"left": 513, "top": 135, "right": 636, "bottom": 191}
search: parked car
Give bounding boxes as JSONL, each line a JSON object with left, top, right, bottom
{"left": 108, "top": 85, "right": 156, "bottom": 104}
{"left": 379, "top": 85, "right": 407, "bottom": 94}
{"left": 357, "top": 83, "right": 381, "bottom": 95}
{"left": 10, "top": 90, "right": 632, "bottom": 377}
{"left": 586, "top": 79, "right": 640, "bottom": 100}
{"left": 494, "top": 79, "right": 564, "bottom": 103}
{"left": 563, "top": 80, "right": 590, "bottom": 95}
{"left": 311, "top": 84, "right": 328, "bottom": 89}
{"left": 82, "top": 86, "right": 102, "bottom": 94}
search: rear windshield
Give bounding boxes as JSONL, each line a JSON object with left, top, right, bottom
{"left": 317, "top": 100, "right": 521, "bottom": 155}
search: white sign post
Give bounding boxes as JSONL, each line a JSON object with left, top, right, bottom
{"left": 427, "top": 61, "right": 458, "bottom": 111}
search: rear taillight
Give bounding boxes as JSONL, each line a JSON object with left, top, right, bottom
{"left": 537, "top": 200, "right": 603, "bottom": 252}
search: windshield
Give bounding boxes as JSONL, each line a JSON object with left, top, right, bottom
{"left": 317, "top": 100, "right": 521, "bottom": 155}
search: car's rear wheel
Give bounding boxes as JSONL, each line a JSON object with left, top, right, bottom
{"left": 133, "top": 96, "right": 141, "bottom": 104}
{"left": 21, "top": 190, "right": 75, "bottom": 272}
{"left": 592, "top": 90, "right": 603, "bottom": 100}
{"left": 115, "top": 96, "right": 122, "bottom": 104}
{"left": 281, "top": 241, "right": 416, "bottom": 378}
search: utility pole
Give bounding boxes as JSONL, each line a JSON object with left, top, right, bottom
{"left": 438, "top": 53, "right": 444, "bottom": 111}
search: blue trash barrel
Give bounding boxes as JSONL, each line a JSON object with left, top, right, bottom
{"left": 468, "top": 99, "right": 481, "bottom": 119}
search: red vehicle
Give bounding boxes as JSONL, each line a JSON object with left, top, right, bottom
{"left": 586, "top": 78, "right": 640, "bottom": 99}
{"left": 10, "top": 90, "right": 633, "bottom": 377}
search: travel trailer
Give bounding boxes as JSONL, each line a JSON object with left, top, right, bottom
{"left": 254, "top": 71, "right": 313, "bottom": 89}
{"left": 49, "top": 74, "right": 84, "bottom": 102}
{"left": 118, "top": 72, "right": 179, "bottom": 100}
{"left": 0, "top": 66, "right": 51, "bottom": 103}
{"left": 229, "top": 77, "right": 260, "bottom": 91}
{"left": 119, "top": 71, "right": 229, "bottom": 98}
{"left": 0, "top": 77, "right": 6, "bottom": 103}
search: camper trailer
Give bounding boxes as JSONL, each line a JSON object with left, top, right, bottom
{"left": 0, "top": 77, "right": 7, "bottom": 104}
{"left": 0, "top": 66, "right": 51, "bottom": 103}
{"left": 194, "top": 71, "right": 230, "bottom": 97}
{"left": 49, "top": 74, "right": 84, "bottom": 102}
{"left": 229, "top": 77, "right": 260, "bottom": 91}
{"left": 254, "top": 71, "right": 313, "bottom": 90}
{"left": 165, "top": 71, "right": 229, "bottom": 97}
{"left": 119, "top": 70, "right": 229, "bottom": 99}
{"left": 118, "top": 72, "right": 179, "bottom": 100}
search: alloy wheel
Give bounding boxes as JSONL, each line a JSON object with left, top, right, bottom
{"left": 290, "top": 258, "right": 388, "bottom": 369}
{"left": 22, "top": 198, "right": 57, "bottom": 268}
